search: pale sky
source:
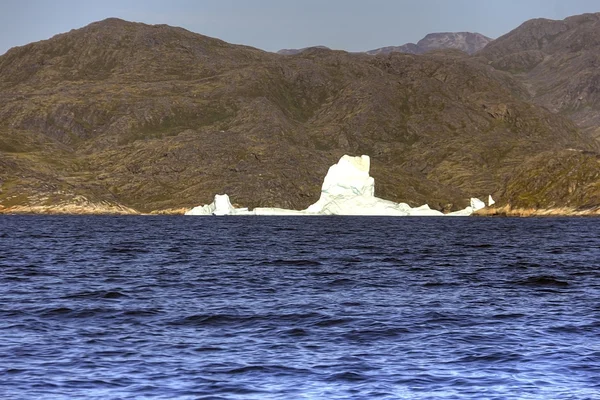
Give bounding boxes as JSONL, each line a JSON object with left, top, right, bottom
{"left": 1, "top": 0, "right": 599, "bottom": 55}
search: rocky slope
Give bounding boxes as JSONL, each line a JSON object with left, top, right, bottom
{"left": 367, "top": 32, "right": 492, "bottom": 55}
{"left": 0, "top": 18, "right": 598, "bottom": 214}
{"left": 479, "top": 13, "right": 600, "bottom": 142}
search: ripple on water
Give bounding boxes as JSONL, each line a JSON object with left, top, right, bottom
{"left": 0, "top": 216, "right": 598, "bottom": 399}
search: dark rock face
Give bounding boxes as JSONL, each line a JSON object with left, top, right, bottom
{"left": 367, "top": 32, "right": 493, "bottom": 55}
{"left": 0, "top": 18, "right": 598, "bottom": 213}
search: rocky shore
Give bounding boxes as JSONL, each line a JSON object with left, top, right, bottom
{"left": 0, "top": 203, "right": 139, "bottom": 215}
{"left": 474, "top": 205, "right": 600, "bottom": 217}
{"left": 2, "top": 203, "right": 599, "bottom": 216}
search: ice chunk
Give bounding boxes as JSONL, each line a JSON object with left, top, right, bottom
{"left": 321, "top": 154, "right": 374, "bottom": 197}
{"left": 185, "top": 194, "right": 237, "bottom": 215}
{"left": 446, "top": 207, "right": 474, "bottom": 217}
{"left": 470, "top": 198, "right": 486, "bottom": 212}
{"left": 408, "top": 204, "right": 445, "bottom": 216}
{"left": 253, "top": 208, "right": 312, "bottom": 216}
{"left": 213, "top": 194, "right": 236, "bottom": 215}
{"left": 318, "top": 195, "right": 411, "bottom": 216}
{"left": 488, "top": 195, "right": 495, "bottom": 207}
{"left": 184, "top": 203, "right": 213, "bottom": 216}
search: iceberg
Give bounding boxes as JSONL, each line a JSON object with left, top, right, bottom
{"left": 305, "top": 155, "right": 410, "bottom": 216}
{"left": 470, "top": 197, "right": 486, "bottom": 212}
{"left": 253, "top": 207, "right": 311, "bottom": 216}
{"left": 185, "top": 155, "right": 492, "bottom": 216}
{"left": 185, "top": 194, "right": 247, "bottom": 216}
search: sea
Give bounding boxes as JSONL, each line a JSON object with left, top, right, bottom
{"left": 0, "top": 215, "right": 598, "bottom": 400}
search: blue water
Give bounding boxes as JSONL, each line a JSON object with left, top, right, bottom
{"left": 0, "top": 216, "right": 599, "bottom": 399}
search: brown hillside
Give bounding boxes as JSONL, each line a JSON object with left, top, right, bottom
{"left": 0, "top": 18, "right": 598, "bottom": 213}
{"left": 479, "top": 13, "right": 600, "bottom": 142}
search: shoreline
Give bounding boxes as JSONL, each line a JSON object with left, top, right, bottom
{"left": 473, "top": 205, "right": 600, "bottom": 217}
{"left": 1, "top": 204, "right": 599, "bottom": 217}
{"left": 0, "top": 204, "right": 141, "bottom": 215}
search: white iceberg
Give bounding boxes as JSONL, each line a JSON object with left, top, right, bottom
{"left": 470, "top": 197, "right": 486, "bottom": 212}
{"left": 185, "top": 194, "right": 246, "bottom": 215}
{"left": 305, "top": 155, "right": 411, "bottom": 216}
{"left": 253, "top": 207, "right": 311, "bottom": 216}
{"left": 185, "top": 155, "right": 492, "bottom": 216}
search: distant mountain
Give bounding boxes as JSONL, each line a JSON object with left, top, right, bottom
{"left": 479, "top": 13, "right": 600, "bottom": 141}
{"left": 367, "top": 32, "right": 493, "bottom": 55}
{"left": 277, "top": 32, "right": 492, "bottom": 57}
{"left": 0, "top": 18, "right": 598, "bottom": 214}
{"left": 277, "top": 46, "right": 331, "bottom": 55}
{"left": 366, "top": 43, "right": 421, "bottom": 56}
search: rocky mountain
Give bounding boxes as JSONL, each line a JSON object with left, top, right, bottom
{"left": 479, "top": 13, "right": 600, "bottom": 142}
{"left": 278, "top": 33, "right": 491, "bottom": 57}
{"left": 0, "top": 18, "right": 598, "bottom": 214}
{"left": 367, "top": 32, "right": 492, "bottom": 55}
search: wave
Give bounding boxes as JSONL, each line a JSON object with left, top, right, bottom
{"left": 514, "top": 276, "right": 569, "bottom": 287}
{"left": 259, "top": 259, "right": 322, "bottom": 267}
{"left": 63, "top": 290, "right": 130, "bottom": 299}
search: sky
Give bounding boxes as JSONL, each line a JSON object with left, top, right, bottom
{"left": 1, "top": 0, "right": 600, "bottom": 55}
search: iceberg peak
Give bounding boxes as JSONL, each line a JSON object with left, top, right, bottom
{"left": 185, "top": 194, "right": 240, "bottom": 216}
{"left": 306, "top": 154, "right": 376, "bottom": 214}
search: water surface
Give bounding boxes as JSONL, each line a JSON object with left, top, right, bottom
{"left": 1, "top": 216, "right": 599, "bottom": 399}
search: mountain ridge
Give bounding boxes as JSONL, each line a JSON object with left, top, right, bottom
{"left": 277, "top": 32, "right": 493, "bottom": 57}
{"left": 479, "top": 12, "right": 600, "bottom": 142}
